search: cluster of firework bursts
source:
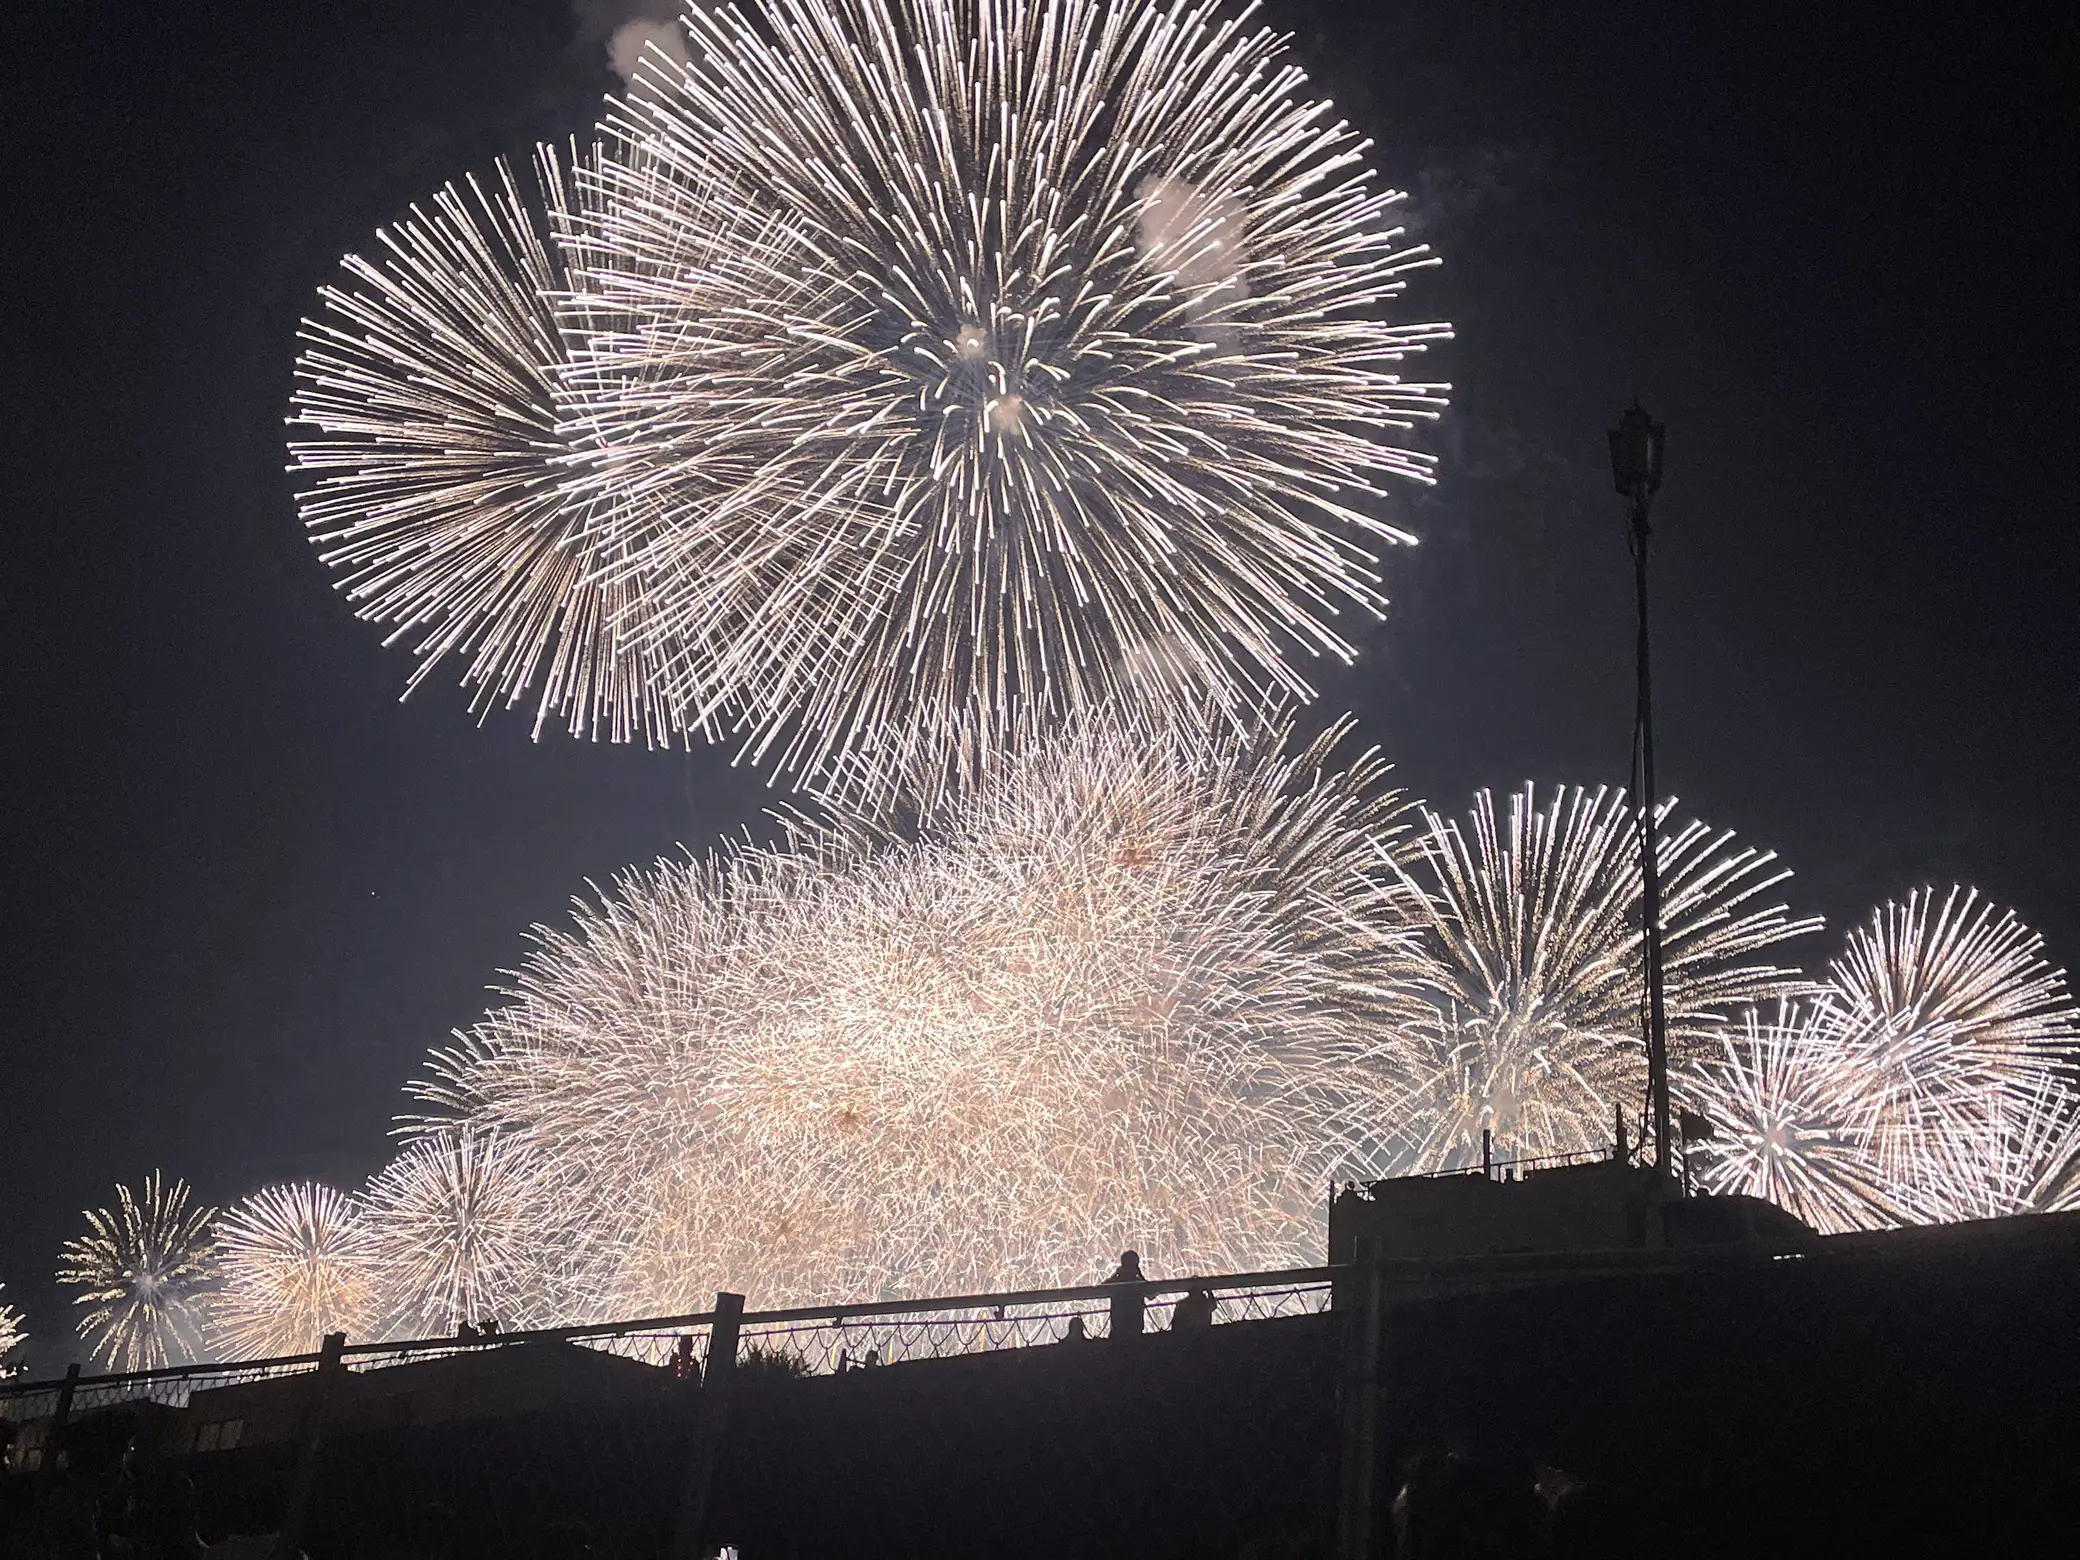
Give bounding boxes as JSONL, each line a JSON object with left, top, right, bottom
{"left": 14, "top": 0, "right": 2076, "bottom": 1373}
{"left": 41, "top": 743, "right": 2080, "bottom": 1367}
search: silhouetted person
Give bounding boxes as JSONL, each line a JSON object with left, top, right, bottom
{"left": 1171, "top": 1285, "right": 1215, "bottom": 1330}
{"left": 455, "top": 1321, "right": 479, "bottom": 1342}
{"left": 1061, "top": 1316, "right": 1089, "bottom": 1343}
{"left": 672, "top": 1333, "right": 700, "bottom": 1382}
{"left": 1103, "top": 1250, "right": 1146, "bottom": 1339}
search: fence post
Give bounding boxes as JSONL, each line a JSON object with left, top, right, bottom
{"left": 38, "top": 1361, "right": 80, "bottom": 1476}
{"left": 273, "top": 1331, "right": 346, "bottom": 1560}
{"left": 1335, "top": 1237, "right": 1386, "bottom": 1560}
{"left": 668, "top": 1292, "right": 744, "bottom": 1560}
{"left": 32, "top": 1359, "right": 82, "bottom": 1525}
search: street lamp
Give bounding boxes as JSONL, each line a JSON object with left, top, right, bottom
{"left": 1609, "top": 402, "right": 1671, "bottom": 1174}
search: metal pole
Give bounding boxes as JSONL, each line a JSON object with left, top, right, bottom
{"left": 1334, "top": 1237, "right": 1386, "bottom": 1560}
{"left": 274, "top": 1330, "right": 347, "bottom": 1560}
{"left": 34, "top": 1360, "right": 81, "bottom": 1525}
{"left": 669, "top": 1292, "right": 744, "bottom": 1560}
{"left": 1630, "top": 491, "right": 1672, "bottom": 1172}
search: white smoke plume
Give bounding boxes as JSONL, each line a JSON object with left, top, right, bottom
{"left": 573, "top": 0, "right": 690, "bottom": 87}
{"left": 1132, "top": 173, "right": 1252, "bottom": 326}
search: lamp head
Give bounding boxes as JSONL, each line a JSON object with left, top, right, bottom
{"left": 1608, "top": 401, "right": 1666, "bottom": 497}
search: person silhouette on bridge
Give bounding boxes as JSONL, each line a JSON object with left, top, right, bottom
{"left": 1103, "top": 1250, "right": 1146, "bottom": 1340}
{"left": 1170, "top": 1285, "right": 1215, "bottom": 1330}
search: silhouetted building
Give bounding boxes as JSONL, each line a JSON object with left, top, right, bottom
{"left": 1330, "top": 1159, "right": 1814, "bottom": 1266}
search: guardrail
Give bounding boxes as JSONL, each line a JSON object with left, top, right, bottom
{"left": 0, "top": 1265, "right": 1336, "bottom": 1420}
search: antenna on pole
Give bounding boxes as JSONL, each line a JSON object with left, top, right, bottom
{"left": 1609, "top": 402, "right": 1671, "bottom": 1174}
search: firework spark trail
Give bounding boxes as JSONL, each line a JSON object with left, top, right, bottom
{"left": 289, "top": 145, "right": 706, "bottom": 746}
{"left": 1825, "top": 886, "right": 2080, "bottom": 1216}
{"left": 364, "top": 1130, "right": 559, "bottom": 1335}
{"left": 401, "top": 710, "right": 1430, "bottom": 1318}
{"left": 57, "top": 1172, "right": 216, "bottom": 1371}
{"left": 553, "top": 0, "right": 1452, "bottom": 803}
{"left": 1393, "top": 784, "right": 1821, "bottom": 1171}
{"left": 210, "top": 1183, "right": 381, "bottom": 1357}
{"left": 1935, "top": 1079, "right": 2080, "bottom": 1220}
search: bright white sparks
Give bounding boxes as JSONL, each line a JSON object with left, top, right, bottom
{"left": 291, "top": 0, "right": 1452, "bottom": 804}
{"left": 1677, "top": 999, "right": 1909, "bottom": 1232}
{"left": 1684, "top": 888, "right": 2080, "bottom": 1231}
{"left": 1829, "top": 886, "right": 2080, "bottom": 1204}
{"left": 1393, "top": 784, "right": 1821, "bottom": 1170}
{"left": 363, "top": 1130, "right": 556, "bottom": 1336}
{"left": 289, "top": 146, "right": 691, "bottom": 745}
{"left": 58, "top": 1172, "right": 216, "bottom": 1372}
{"left": 0, "top": 1284, "right": 25, "bottom": 1373}
{"left": 398, "top": 711, "right": 1429, "bottom": 1317}
{"left": 211, "top": 1182, "right": 382, "bottom": 1358}
{"left": 45, "top": 857, "right": 2080, "bottom": 1353}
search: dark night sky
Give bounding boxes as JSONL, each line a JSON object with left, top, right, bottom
{"left": 3, "top": 1, "right": 2074, "bottom": 1371}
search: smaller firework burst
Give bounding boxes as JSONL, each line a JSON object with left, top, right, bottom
{"left": 1679, "top": 999, "right": 1907, "bottom": 1233}
{"left": 0, "top": 1283, "right": 26, "bottom": 1375}
{"left": 1829, "top": 887, "right": 2080, "bottom": 1202}
{"left": 212, "top": 1183, "right": 381, "bottom": 1356}
{"left": 1394, "top": 784, "right": 1820, "bottom": 1171}
{"left": 363, "top": 1130, "right": 552, "bottom": 1336}
{"left": 58, "top": 1172, "right": 216, "bottom": 1371}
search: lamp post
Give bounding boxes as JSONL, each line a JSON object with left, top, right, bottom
{"left": 1609, "top": 402, "right": 1670, "bottom": 1173}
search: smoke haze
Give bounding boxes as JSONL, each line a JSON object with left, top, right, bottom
{"left": 573, "top": 0, "right": 690, "bottom": 85}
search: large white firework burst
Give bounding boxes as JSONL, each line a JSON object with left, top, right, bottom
{"left": 57, "top": 1173, "right": 217, "bottom": 1372}
{"left": 403, "top": 710, "right": 1428, "bottom": 1318}
{"left": 289, "top": 145, "right": 699, "bottom": 745}
{"left": 1825, "top": 886, "right": 2080, "bottom": 1218}
{"left": 211, "top": 1183, "right": 382, "bottom": 1357}
{"left": 297, "top": 0, "right": 1451, "bottom": 802}
{"left": 1391, "top": 784, "right": 1820, "bottom": 1171}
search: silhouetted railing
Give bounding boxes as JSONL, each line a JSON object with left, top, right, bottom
{"left": 0, "top": 1264, "right": 1335, "bottom": 1421}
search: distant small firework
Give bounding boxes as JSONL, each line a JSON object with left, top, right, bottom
{"left": 1393, "top": 784, "right": 1820, "bottom": 1171}
{"left": 57, "top": 1173, "right": 216, "bottom": 1371}
{"left": 1678, "top": 999, "right": 1908, "bottom": 1233}
{"left": 289, "top": 146, "right": 691, "bottom": 746}
{"left": 211, "top": 1183, "right": 381, "bottom": 1357}
{"left": 1827, "top": 886, "right": 2080, "bottom": 1217}
{"left": 405, "top": 710, "right": 1429, "bottom": 1318}
{"left": 0, "top": 1283, "right": 25, "bottom": 1373}
{"left": 363, "top": 1130, "right": 550, "bottom": 1335}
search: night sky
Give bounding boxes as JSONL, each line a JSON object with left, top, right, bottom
{"left": 4, "top": 1, "right": 2073, "bottom": 1373}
